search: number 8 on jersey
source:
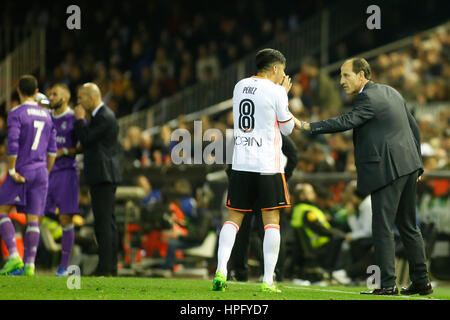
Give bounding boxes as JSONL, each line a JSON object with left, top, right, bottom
{"left": 238, "top": 99, "right": 255, "bottom": 133}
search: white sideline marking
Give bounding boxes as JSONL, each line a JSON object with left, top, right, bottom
{"left": 283, "top": 285, "right": 441, "bottom": 300}
{"left": 228, "top": 281, "right": 442, "bottom": 300}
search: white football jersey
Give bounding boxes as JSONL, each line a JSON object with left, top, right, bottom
{"left": 231, "top": 76, "right": 293, "bottom": 174}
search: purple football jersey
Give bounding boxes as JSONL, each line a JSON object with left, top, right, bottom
{"left": 7, "top": 102, "right": 57, "bottom": 172}
{"left": 51, "top": 109, "right": 78, "bottom": 171}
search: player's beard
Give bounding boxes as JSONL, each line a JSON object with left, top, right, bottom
{"left": 51, "top": 98, "right": 64, "bottom": 111}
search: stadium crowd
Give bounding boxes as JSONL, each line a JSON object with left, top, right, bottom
{"left": 120, "top": 24, "right": 450, "bottom": 175}
{"left": 1, "top": 0, "right": 331, "bottom": 118}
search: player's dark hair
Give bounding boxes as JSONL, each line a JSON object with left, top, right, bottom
{"left": 255, "top": 48, "right": 286, "bottom": 72}
{"left": 51, "top": 82, "right": 71, "bottom": 99}
{"left": 350, "top": 57, "right": 371, "bottom": 80}
{"left": 18, "top": 75, "right": 38, "bottom": 97}
{"left": 51, "top": 82, "right": 70, "bottom": 93}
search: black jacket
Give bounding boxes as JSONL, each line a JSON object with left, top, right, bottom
{"left": 310, "top": 81, "right": 423, "bottom": 196}
{"left": 281, "top": 135, "right": 299, "bottom": 180}
{"left": 74, "top": 105, "right": 122, "bottom": 185}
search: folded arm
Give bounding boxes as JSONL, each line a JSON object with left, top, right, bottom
{"left": 74, "top": 116, "right": 110, "bottom": 147}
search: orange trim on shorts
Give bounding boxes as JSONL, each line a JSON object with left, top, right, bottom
{"left": 264, "top": 224, "right": 280, "bottom": 231}
{"left": 281, "top": 173, "right": 291, "bottom": 205}
{"left": 260, "top": 205, "right": 291, "bottom": 211}
{"left": 226, "top": 205, "right": 253, "bottom": 212}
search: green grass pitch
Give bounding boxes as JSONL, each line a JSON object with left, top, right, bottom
{"left": 0, "top": 276, "right": 449, "bottom": 300}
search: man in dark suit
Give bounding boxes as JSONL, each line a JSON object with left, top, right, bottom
{"left": 299, "top": 58, "right": 432, "bottom": 295}
{"left": 74, "top": 83, "right": 122, "bottom": 276}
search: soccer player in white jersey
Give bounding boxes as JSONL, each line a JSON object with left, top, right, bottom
{"left": 212, "top": 48, "right": 304, "bottom": 292}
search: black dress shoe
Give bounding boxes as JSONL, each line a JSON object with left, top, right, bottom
{"left": 360, "top": 286, "right": 398, "bottom": 295}
{"left": 401, "top": 283, "right": 433, "bottom": 296}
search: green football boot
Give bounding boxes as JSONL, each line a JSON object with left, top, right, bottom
{"left": 212, "top": 271, "right": 227, "bottom": 291}
{"left": 261, "top": 282, "right": 281, "bottom": 293}
{"left": 0, "top": 256, "right": 24, "bottom": 275}
{"left": 24, "top": 265, "right": 35, "bottom": 276}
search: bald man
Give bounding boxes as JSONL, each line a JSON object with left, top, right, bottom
{"left": 74, "top": 83, "right": 122, "bottom": 276}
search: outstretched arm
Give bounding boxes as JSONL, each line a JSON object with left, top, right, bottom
{"left": 301, "top": 93, "right": 375, "bottom": 134}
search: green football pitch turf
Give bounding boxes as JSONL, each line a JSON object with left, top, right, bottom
{"left": 0, "top": 276, "right": 449, "bottom": 300}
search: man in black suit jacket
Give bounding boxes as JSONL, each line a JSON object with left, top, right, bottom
{"left": 300, "top": 58, "right": 432, "bottom": 295}
{"left": 74, "top": 83, "right": 122, "bottom": 276}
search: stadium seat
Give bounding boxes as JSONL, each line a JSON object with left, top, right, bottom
{"left": 40, "top": 223, "right": 61, "bottom": 253}
{"left": 170, "top": 232, "right": 218, "bottom": 279}
{"left": 183, "top": 232, "right": 217, "bottom": 258}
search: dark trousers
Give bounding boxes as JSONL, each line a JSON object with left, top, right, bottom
{"left": 317, "top": 237, "right": 345, "bottom": 272}
{"left": 230, "top": 212, "right": 264, "bottom": 281}
{"left": 371, "top": 170, "right": 429, "bottom": 288}
{"left": 90, "top": 183, "right": 119, "bottom": 273}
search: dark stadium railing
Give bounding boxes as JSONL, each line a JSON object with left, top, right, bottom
{"left": 0, "top": 28, "right": 45, "bottom": 109}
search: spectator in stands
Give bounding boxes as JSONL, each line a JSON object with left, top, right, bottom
{"left": 196, "top": 44, "right": 220, "bottom": 82}
{"left": 138, "top": 131, "right": 154, "bottom": 168}
{"left": 136, "top": 67, "right": 153, "bottom": 99}
{"left": 156, "top": 180, "right": 213, "bottom": 275}
{"left": 0, "top": 117, "right": 7, "bottom": 146}
{"left": 178, "top": 61, "right": 195, "bottom": 90}
{"left": 129, "top": 39, "right": 151, "bottom": 84}
{"left": 297, "top": 154, "right": 314, "bottom": 173}
{"left": 297, "top": 56, "right": 343, "bottom": 118}
{"left": 93, "top": 64, "right": 112, "bottom": 101}
{"left": 328, "top": 133, "right": 352, "bottom": 172}
{"left": 152, "top": 47, "right": 175, "bottom": 81}
{"left": 440, "top": 128, "right": 450, "bottom": 169}
{"left": 158, "top": 66, "right": 177, "bottom": 98}
{"left": 152, "top": 124, "right": 176, "bottom": 166}
{"left": 118, "top": 86, "right": 136, "bottom": 117}
{"left": 331, "top": 181, "right": 375, "bottom": 285}
{"left": 290, "top": 184, "right": 346, "bottom": 278}
{"left": 288, "top": 81, "right": 310, "bottom": 116}
{"left": 121, "top": 126, "right": 142, "bottom": 167}
{"left": 136, "top": 175, "right": 161, "bottom": 207}
{"left": 307, "top": 143, "right": 335, "bottom": 173}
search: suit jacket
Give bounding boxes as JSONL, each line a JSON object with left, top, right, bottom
{"left": 74, "top": 104, "right": 122, "bottom": 186}
{"left": 310, "top": 81, "right": 423, "bottom": 197}
{"left": 281, "top": 135, "right": 299, "bottom": 180}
